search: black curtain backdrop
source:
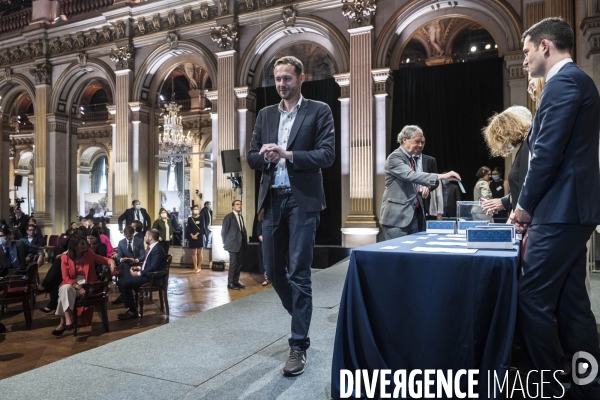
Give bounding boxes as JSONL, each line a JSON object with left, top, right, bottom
{"left": 391, "top": 58, "right": 505, "bottom": 200}
{"left": 254, "top": 78, "right": 342, "bottom": 245}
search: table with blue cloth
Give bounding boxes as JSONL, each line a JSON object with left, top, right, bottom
{"left": 331, "top": 232, "right": 519, "bottom": 399}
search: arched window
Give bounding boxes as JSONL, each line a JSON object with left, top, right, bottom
{"left": 91, "top": 155, "right": 108, "bottom": 193}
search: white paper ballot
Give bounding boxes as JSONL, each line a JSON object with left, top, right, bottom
{"left": 425, "top": 241, "right": 468, "bottom": 246}
{"left": 402, "top": 241, "right": 417, "bottom": 244}
{"left": 415, "top": 236, "right": 429, "bottom": 239}
{"left": 446, "top": 234, "right": 466, "bottom": 237}
{"left": 380, "top": 246, "right": 400, "bottom": 250}
{"left": 437, "top": 237, "right": 467, "bottom": 241}
{"left": 426, "top": 234, "right": 438, "bottom": 236}
{"left": 457, "top": 181, "right": 466, "bottom": 194}
{"left": 411, "top": 246, "right": 477, "bottom": 254}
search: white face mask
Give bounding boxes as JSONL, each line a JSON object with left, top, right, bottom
{"left": 193, "top": 210, "right": 199, "bottom": 215}
{"left": 0, "top": 237, "right": 6, "bottom": 246}
{"left": 160, "top": 213, "right": 167, "bottom": 218}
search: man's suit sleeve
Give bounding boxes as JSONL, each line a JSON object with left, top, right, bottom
{"left": 517, "top": 74, "right": 581, "bottom": 214}
{"left": 388, "top": 152, "right": 438, "bottom": 186}
{"left": 118, "top": 210, "right": 127, "bottom": 231}
{"left": 221, "top": 214, "right": 230, "bottom": 243}
{"left": 135, "top": 239, "right": 146, "bottom": 261}
{"left": 140, "top": 248, "right": 165, "bottom": 277}
{"left": 290, "top": 103, "right": 335, "bottom": 170}
{"left": 428, "top": 158, "right": 440, "bottom": 190}
{"left": 248, "top": 109, "right": 272, "bottom": 170}
{"left": 117, "top": 241, "right": 124, "bottom": 260}
{"left": 143, "top": 209, "right": 152, "bottom": 231}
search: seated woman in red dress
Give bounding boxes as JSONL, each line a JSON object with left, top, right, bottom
{"left": 52, "top": 236, "right": 116, "bottom": 336}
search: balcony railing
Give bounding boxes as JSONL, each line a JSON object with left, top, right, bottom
{"left": 159, "top": 99, "right": 191, "bottom": 112}
{"left": 81, "top": 110, "right": 109, "bottom": 122}
{"left": 0, "top": 8, "right": 31, "bottom": 35}
{"left": 59, "top": 0, "right": 114, "bottom": 19}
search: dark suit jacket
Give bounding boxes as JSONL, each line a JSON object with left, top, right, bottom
{"left": 221, "top": 212, "right": 247, "bottom": 253}
{"left": 12, "top": 214, "right": 29, "bottom": 237}
{"left": 22, "top": 235, "right": 45, "bottom": 248}
{"left": 140, "top": 243, "right": 166, "bottom": 285}
{"left": 117, "top": 236, "right": 146, "bottom": 263}
{"left": 444, "top": 183, "right": 461, "bottom": 217}
{"left": 501, "top": 140, "right": 530, "bottom": 211}
{"left": 420, "top": 154, "right": 440, "bottom": 215}
{"left": 199, "top": 207, "right": 211, "bottom": 235}
{"left": 518, "top": 62, "right": 600, "bottom": 225}
{"left": 0, "top": 241, "right": 27, "bottom": 272}
{"left": 247, "top": 98, "right": 335, "bottom": 213}
{"left": 118, "top": 207, "right": 151, "bottom": 232}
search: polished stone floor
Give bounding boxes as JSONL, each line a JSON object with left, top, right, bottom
{"left": 0, "top": 265, "right": 270, "bottom": 380}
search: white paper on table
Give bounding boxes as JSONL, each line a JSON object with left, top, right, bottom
{"left": 402, "top": 241, "right": 417, "bottom": 244}
{"left": 380, "top": 246, "right": 400, "bottom": 250}
{"left": 426, "top": 241, "right": 468, "bottom": 247}
{"left": 415, "top": 236, "right": 429, "bottom": 239}
{"left": 426, "top": 234, "right": 438, "bottom": 236}
{"left": 411, "top": 246, "right": 477, "bottom": 254}
{"left": 446, "top": 234, "right": 466, "bottom": 237}
{"left": 437, "top": 237, "right": 467, "bottom": 241}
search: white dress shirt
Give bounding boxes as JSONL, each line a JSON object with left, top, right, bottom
{"left": 272, "top": 96, "right": 303, "bottom": 188}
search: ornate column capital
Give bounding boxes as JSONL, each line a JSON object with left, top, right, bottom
{"left": 128, "top": 101, "right": 151, "bottom": 123}
{"left": 371, "top": 68, "right": 393, "bottom": 97}
{"left": 46, "top": 114, "right": 69, "bottom": 134}
{"left": 110, "top": 45, "right": 134, "bottom": 71}
{"left": 581, "top": 16, "right": 600, "bottom": 59}
{"left": 29, "top": 61, "right": 52, "bottom": 85}
{"left": 334, "top": 72, "right": 351, "bottom": 99}
{"left": 210, "top": 23, "right": 239, "bottom": 51}
{"left": 504, "top": 51, "right": 526, "bottom": 80}
{"left": 206, "top": 90, "right": 218, "bottom": 115}
{"left": 234, "top": 87, "right": 255, "bottom": 112}
{"left": 282, "top": 6, "right": 297, "bottom": 27}
{"left": 107, "top": 105, "right": 117, "bottom": 115}
{"left": 342, "top": 0, "right": 377, "bottom": 29}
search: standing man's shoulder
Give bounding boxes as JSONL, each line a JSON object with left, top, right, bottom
{"left": 304, "top": 98, "right": 331, "bottom": 112}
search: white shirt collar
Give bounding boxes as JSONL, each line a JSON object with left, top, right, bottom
{"left": 545, "top": 58, "right": 572, "bottom": 83}
{"left": 148, "top": 242, "right": 158, "bottom": 250}
{"left": 278, "top": 95, "right": 303, "bottom": 114}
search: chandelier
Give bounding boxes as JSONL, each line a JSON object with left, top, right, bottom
{"left": 158, "top": 71, "right": 193, "bottom": 164}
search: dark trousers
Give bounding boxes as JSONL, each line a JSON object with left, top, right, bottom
{"left": 518, "top": 224, "right": 600, "bottom": 399}
{"left": 382, "top": 206, "right": 424, "bottom": 240}
{"left": 117, "top": 276, "right": 150, "bottom": 312}
{"left": 228, "top": 247, "right": 244, "bottom": 285}
{"left": 262, "top": 192, "right": 319, "bottom": 351}
{"left": 119, "top": 262, "right": 133, "bottom": 279}
{"left": 41, "top": 257, "right": 64, "bottom": 309}
{"left": 159, "top": 241, "right": 170, "bottom": 256}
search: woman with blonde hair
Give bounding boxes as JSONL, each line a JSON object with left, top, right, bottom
{"left": 481, "top": 106, "right": 532, "bottom": 219}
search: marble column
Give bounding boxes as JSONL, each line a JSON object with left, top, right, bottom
{"left": 67, "top": 118, "right": 80, "bottom": 224}
{"left": 190, "top": 131, "right": 202, "bottom": 208}
{"left": 504, "top": 52, "right": 527, "bottom": 172}
{"left": 107, "top": 105, "right": 117, "bottom": 215}
{"left": 45, "top": 114, "right": 70, "bottom": 232}
{"left": 341, "top": 21, "right": 380, "bottom": 246}
{"left": 129, "top": 102, "right": 150, "bottom": 212}
{"left": 581, "top": 6, "right": 600, "bottom": 92}
{"left": 30, "top": 61, "right": 52, "bottom": 231}
{"left": 110, "top": 45, "right": 134, "bottom": 217}
{"left": 0, "top": 129, "right": 9, "bottom": 220}
{"left": 235, "top": 86, "right": 256, "bottom": 234}
{"left": 334, "top": 73, "right": 352, "bottom": 245}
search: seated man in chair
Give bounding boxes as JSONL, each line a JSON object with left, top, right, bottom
{"left": 116, "top": 229, "right": 166, "bottom": 320}
{"left": 0, "top": 227, "right": 43, "bottom": 277}
{"left": 111, "top": 226, "right": 146, "bottom": 305}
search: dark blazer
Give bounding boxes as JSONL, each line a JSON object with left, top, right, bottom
{"left": 116, "top": 236, "right": 146, "bottom": 263}
{"left": 140, "top": 243, "right": 166, "bottom": 285}
{"left": 118, "top": 207, "right": 151, "bottom": 232}
{"left": 199, "top": 207, "right": 211, "bottom": 234}
{"left": 12, "top": 214, "right": 29, "bottom": 237}
{"left": 247, "top": 98, "right": 335, "bottom": 213}
{"left": 444, "top": 183, "right": 462, "bottom": 217}
{"left": 380, "top": 149, "right": 439, "bottom": 228}
{"left": 22, "top": 234, "right": 45, "bottom": 248}
{"left": 420, "top": 154, "right": 440, "bottom": 215}
{"left": 518, "top": 62, "right": 600, "bottom": 224}
{"left": 501, "top": 140, "right": 530, "bottom": 211}
{"left": 0, "top": 241, "right": 28, "bottom": 272}
{"left": 221, "top": 212, "right": 247, "bottom": 253}
{"left": 152, "top": 218, "right": 173, "bottom": 242}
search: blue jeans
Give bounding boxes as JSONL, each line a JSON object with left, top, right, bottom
{"left": 262, "top": 193, "right": 319, "bottom": 351}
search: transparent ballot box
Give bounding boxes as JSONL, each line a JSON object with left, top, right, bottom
{"left": 456, "top": 201, "right": 494, "bottom": 222}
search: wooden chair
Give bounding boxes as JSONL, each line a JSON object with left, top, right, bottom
{"left": 136, "top": 254, "right": 171, "bottom": 317}
{"left": 72, "top": 278, "right": 111, "bottom": 336}
{"left": 0, "top": 263, "right": 38, "bottom": 330}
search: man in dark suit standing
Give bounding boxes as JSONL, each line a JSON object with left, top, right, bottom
{"left": 111, "top": 225, "right": 146, "bottom": 304}
{"left": 413, "top": 138, "right": 440, "bottom": 219}
{"left": 248, "top": 56, "right": 335, "bottom": 376}
{"left": 200, "top": 201, "right": 212, "bottom": 247}
{"left": 11, "top": 207, "right": 29, "bottom": 238}
{"left": 380, "top": 126, "right": 460, "bottom": 239}
{"left": 118, "top": 200, "right": 151, "bottom": 234}
{"left": 221, "top": 200, "right": 246, "bottom": 290}
{"left": 514, "top": 17, "right": 600, "bottom": 399}
{"left": 116, "top": 229, "right": 166, "bottom": 320}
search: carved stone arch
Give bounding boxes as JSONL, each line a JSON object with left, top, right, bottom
{"left": 200, "top": 136, "right": 212, "bottom": 153}
{"left": 132, "top": 40, "right": 217, "bottom": 103}
{"left": 402, "top": 34, "right": 432, "bottom": 60}
{"left": 1, "top": 87, "right": 33, "bottom": 121}
{"left": 17, "top": 150, "right": 34, "bottom": 172}
{"left": 442, "top": 18, "right": 481, "bottom": 56}
{"left": 0, "top": 74, "right": 36, "bottom": 113}
{"left": 78, "top": 143, "right": 110, "bottom": 168}
{"left": 237, "top": 16, "right": 350, "bottom": 88}
{"left": 52, "top": 59, "right": 116, "bottom": 115}
{"left": 374, "top": 0, "right": 522, "bottom": 69}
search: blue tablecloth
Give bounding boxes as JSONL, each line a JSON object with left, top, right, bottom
{"left": 331, "top": 233, "right": 519, "bottom": 399}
